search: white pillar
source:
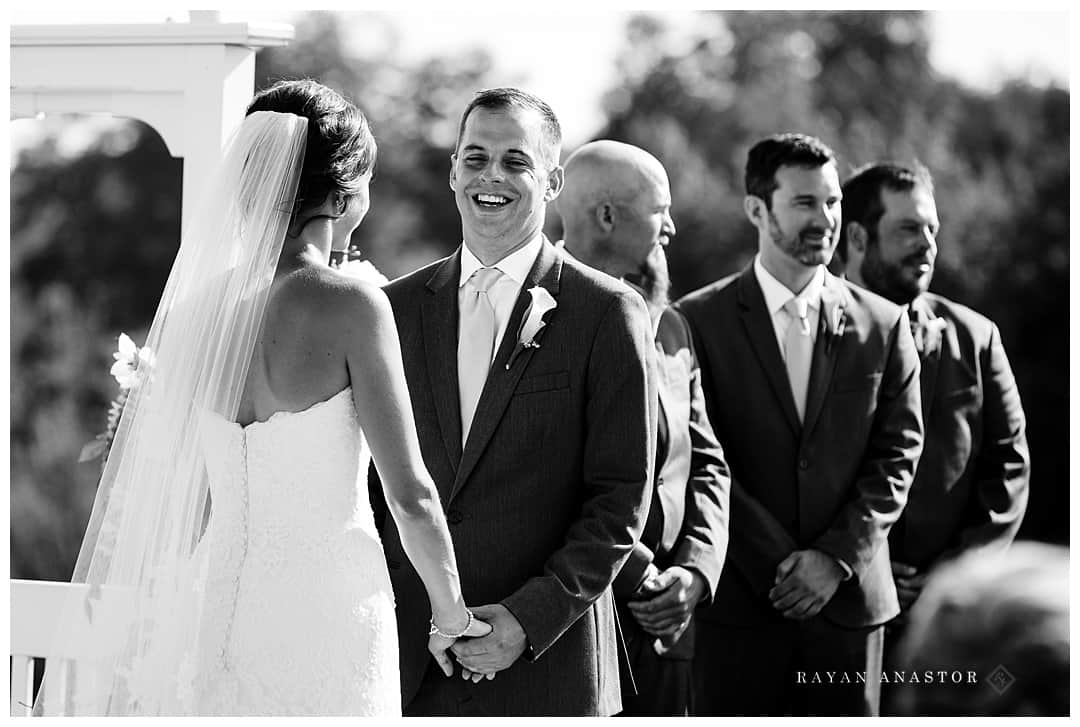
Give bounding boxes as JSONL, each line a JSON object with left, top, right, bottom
{"left": 11, "top": 17, "right": 294, "bottom": 236}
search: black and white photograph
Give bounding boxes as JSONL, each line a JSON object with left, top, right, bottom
{"left": 8, "top": 8, "right": 1069, "bottom": 717}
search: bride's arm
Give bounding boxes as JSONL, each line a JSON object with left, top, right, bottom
{"left": 337, "top": 282, "right": 487, "bottom": 651}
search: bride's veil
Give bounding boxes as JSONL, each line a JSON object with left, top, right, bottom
{"left": 32, "top": 110, "right": 309, "bottom": 715}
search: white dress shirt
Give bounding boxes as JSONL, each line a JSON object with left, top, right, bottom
{"left": 752, "top": 256, "right": 852, "bottom": 579}
{"left": 459, "top": 234, "right": 544, "bottom": 364}
{"left": 753, "top": 254, "right": 826, "bottom": 363}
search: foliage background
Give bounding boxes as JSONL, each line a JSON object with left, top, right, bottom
{"left": 10, "top": 11, "right": 1068, "bottom": 580}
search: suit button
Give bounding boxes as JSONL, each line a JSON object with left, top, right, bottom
{"left": 656, "top": 477, "right": 665, "bottom": 490}
{"left": 799, "top": 458, "right": 809, "bottom": 470}
{"left": 387, "top": 559, "right": 401, "bottom": 570}
{"left": 447, "top": 510, "right": 464, "bottom": 525}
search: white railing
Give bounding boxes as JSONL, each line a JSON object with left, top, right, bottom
{"left": 9, "top": 579, "right": 134, "bottom": 717}
{"left": 11, "top": 580, "right": 72, "bottom": 716}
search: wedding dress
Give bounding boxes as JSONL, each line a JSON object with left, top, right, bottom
{"left": 192, "top": 387, "right": 400, "bottom": 715}
{"left": 33, "top": 111, "right": 408, "bottom": 717}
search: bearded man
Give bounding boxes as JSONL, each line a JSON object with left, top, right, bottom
{"left": 557, "top": 140, "right": 731, "bottom": 716}
{"left": 675, "top": 134, "right": 924, "bottom": 716}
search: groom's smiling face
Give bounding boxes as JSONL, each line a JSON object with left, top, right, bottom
{"left": 451, "top": 106, "right": 563, "bottom": 258}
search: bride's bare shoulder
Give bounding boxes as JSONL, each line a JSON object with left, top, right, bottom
{"left": 272, "top": 266, "right": 393, "bottom": 334}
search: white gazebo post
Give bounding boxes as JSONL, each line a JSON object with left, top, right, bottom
{"left": 10, "top": 11, "right": 294, "bottom": 236}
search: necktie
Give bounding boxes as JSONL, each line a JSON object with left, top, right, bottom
{"left": 458, "top": 267, "right": 503, "bottom": 444}
{"left": 783, "top": 297, "right": 813, "bottom": 423}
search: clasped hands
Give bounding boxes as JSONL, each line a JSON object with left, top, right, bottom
{"left": 627, "top": 564, "right": 707, "bottom": 652}
{"left": 436, "top": 603, "right": 528, "bottom": 683}
{"left": 768, "top": 549, "right": 846, "bottom": 620}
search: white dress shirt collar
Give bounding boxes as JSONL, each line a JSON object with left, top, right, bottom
{"left": 753, "top": 254, "right": 826, "bottom": 315}
{"left": 460, "top": 234, "right": 544, "bottom": 289}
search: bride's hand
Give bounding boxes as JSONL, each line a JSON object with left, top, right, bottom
{"left": 427, "top": 611, "right": 493, "bottom": 677}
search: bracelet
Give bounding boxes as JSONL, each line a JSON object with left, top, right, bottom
{"left": 428, "top": 608, "right": 474, "bottom": 639}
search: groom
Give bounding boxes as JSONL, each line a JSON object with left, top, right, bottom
{"left": 375, "top": 88, "right": 657, "bottom": 716}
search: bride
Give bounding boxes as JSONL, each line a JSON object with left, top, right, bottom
{"left": 33, "top": 79, "right": 489, "bottom": 716}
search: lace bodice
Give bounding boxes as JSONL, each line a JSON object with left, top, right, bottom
{"left": 191, "top": 387, "right": 399, "bottom": 716}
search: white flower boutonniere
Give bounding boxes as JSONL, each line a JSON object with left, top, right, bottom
{"left": 914, "top": 317, "right": 948, "bottom": 355}
{"left": 820, "top": 289, "right": 847, "bottom": 355}
{"left": 506, "top": 286, "right": 557, "bottom": 370}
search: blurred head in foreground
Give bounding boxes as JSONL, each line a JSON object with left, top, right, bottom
{"left": 894, "top": 542, "right": 1069, "bottom": 716}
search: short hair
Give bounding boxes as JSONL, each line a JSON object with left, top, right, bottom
{"left": 836, "top": 162, "right": 934, "bottom": 263}
{"left": 455, "top": 87, "right": 562, "bottom": 166}
{"left": 247, "top": 79, "right": 377, "bottom": 214}
{"left": 745, "top": 133, "right": 837, "bottom": 209}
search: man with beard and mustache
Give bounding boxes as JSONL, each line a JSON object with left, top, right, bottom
{"left": 833, "top": 162, "right": 1029, "bottom": 708}
{"left": 675, "top": 134, "right": 924, "bottom": 716}
{"left": 555, "top": 140, "right": 731, "bottom": 716}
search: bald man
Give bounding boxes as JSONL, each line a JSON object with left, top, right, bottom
{"left": 556, "top": 141, "right": 731, "bottom": 716}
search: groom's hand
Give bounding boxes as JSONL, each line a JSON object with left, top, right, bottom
{"left": 451, "top": 603, "right": 527, "bottom": 679}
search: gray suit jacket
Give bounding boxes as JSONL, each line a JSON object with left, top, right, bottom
{"left": 888, "top": 293, "right": 1029, "bottom": 569}
{"left": 612, "top": 306, "right": 730, "bottom": 661}
{"left": 676, "top": 266, "right": 924, "bottom": 629}
{"left": 376, "top": 239, "right": 656, "bottom": 715}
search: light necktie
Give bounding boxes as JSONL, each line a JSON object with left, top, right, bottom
{"left": 458, "top": 267, "right": 503, "bottom": 444}
{"left": 783, "top": 296, "right": 813, "bottom": 423}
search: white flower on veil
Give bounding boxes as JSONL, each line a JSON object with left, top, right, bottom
{"left": 110, "top": 332, "right": 156, "bottom": 390}
{"left": 80, "top": 333, "right": 155, "bottom": 467}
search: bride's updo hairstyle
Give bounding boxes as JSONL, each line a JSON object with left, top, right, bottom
{"left": 246, "top": 79, "right": 376, "bottom": 222}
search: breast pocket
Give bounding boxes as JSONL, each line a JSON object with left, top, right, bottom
{"left": 942, "top": 384, "right": 980, "bottom": 404}
{"left": 823, "top": 372, "right": 883, "bottom": 446}
{"left": 832, "top": 372, "right": 883, "bottom": 396}
{"left": 504, "top": 371, "right": 571, "bottom": 453}
{"left": 514, "top": 370, "right": 570, "bottom": 396}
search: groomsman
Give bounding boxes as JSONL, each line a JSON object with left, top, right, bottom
{"left": 833, "top": 162, "right": 1030, "bottom": 650}
{"left": 675, "top": 134, "right": 924, "bottom": 716}
{"left": 556, "top": 140, "right": 731, "bottom": 716}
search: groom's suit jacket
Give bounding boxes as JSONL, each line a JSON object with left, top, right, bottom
{"left": 377, "top": 239, "right": 656, "bottom": 716}
{"left": 675, "top": 266, "right": 923, "bottom": 629}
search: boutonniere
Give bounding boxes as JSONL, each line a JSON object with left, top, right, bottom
{"left": 505, "top": 286, "right": 557, "bottom": 370}
{"left": 820, "top": 290, "right": 846, "bottom": 355}
{"left": 914, "top": 317, "right": 948, "bottom": 355}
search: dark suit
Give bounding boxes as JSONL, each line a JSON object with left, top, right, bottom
{"left": 675, "top": 266, "right": 923, "bottom": 716}
{"left": 376, "top": 240, "right": 656, "bottom": 716}
{"left": 613, "top": 306, "right": 731, "bottom": 716}
{"left": 889, "top": 293, "right": 1029, "bottom": 569}
{"left": 882, "top": 293, "right": 1029, "bottom": 710}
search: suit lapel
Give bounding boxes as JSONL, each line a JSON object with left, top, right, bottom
{"left": 450, "top": 240, "right": 563, "bottom": 501}
{"left": 801, "top": 273, "right": 849, "bottom": 438}
{"left": 421, "top": 251, "right": 464, "bottom": 483}
{"left": 736, "top": 267, "right": 801, "bottom": 437}
{"left": 911, "top": 295, "right": 943, "bottom": 422}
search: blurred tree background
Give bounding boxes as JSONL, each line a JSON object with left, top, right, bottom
{"left": 10, "top": 10, "right": 1068, "bottom": 580}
